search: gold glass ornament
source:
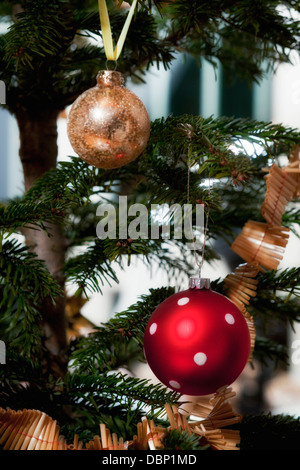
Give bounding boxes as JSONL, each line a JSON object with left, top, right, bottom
{"left": 67, "top": 70, "right": 151, "bottom": 169}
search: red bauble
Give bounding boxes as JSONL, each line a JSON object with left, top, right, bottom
{"left": 144, "top": 282, "right": 250, "bottom": 396}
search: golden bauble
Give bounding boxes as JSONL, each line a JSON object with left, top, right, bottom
{"left": 67, "top": 70, "right": 151, "bottom": 169}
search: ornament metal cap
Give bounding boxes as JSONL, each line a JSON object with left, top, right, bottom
{"left": 96, "top": 70, "right": 125, "bottom": 87}
{"left": 189, "top": 277, "right": 211, "bottom": 290}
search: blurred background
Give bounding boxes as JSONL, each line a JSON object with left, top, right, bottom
{"left": 1, "top": 16, "right": 300, "bottom": 416}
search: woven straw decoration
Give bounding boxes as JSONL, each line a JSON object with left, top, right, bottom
{"left": 183, "top": 386, "right": 242, "bottom": 450}
{"left": 224, "top": 163, "right": 297, "bottom": 363}
{"left": 0, "top": 387, "right": 241, "bottom": 451}
{"left": 261, "top": 163, "right": 298, "bottom": 226}
{"left": 224, "top": 263, "right": 258, "bottom": 361}
{"left": 132, "top": 386, "right": 241, "bottom": 451}
{"left": 231, "top": 220, "right": 290, "bottom": 272}
{"left": 0, "top": 409, "right": 59, "bottom": 450}
{"left": 231, "top": 164, "right": 296, "bottom": 271}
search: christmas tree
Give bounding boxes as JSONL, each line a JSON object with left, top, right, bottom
{"left": 1, "top": 0, "right": 300, "bottom": 451}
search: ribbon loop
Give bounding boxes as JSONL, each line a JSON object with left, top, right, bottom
{"left": 98, "top": 0, "right": 138, "bottom": 61}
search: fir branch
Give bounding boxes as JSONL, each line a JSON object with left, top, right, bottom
{"left": 162, "top": 427, "right": 209, "bottom": 451}
{"left": 256, "top": 268, "right": 300, "bottom": 300}
{"left": 282, "top": 207, "right": 300, "bottom": 233}
{"left": 73, "top": 7, "right": 174, "bottom": 75}
{"left": 148, "top": 115, "right": 300, "bottom": 163}
{"left": 19, "top": 117, "right": 300, "bottom": 213}
{"left": 160, "top": 0, "right": 299, "bottom": 81}
{"left": 65, "top": 197, "right": 218, "bottom": 273}
{"left": 237, "top": 413, "right": 300, "bottom": 450}
{"left": 0, "top": 377, "right": 70, "bottom": 425}
{"left": 70, "top": 286, "right": 175, "bottom": 372}
{"left": 252, "top": 336, "right": 289, "bottom": 367}
{"left": 0, "top": 199, "right": 65, "bottom": 233}
{"left": 0, "top": 239, "right": 62, "bottom": 302}
{"left": 3, "top": 0, "right": 74, "bottom": 70}
{"left": 64, "top": 240, "right": 119, "bottom": 297}
{"left": 22, "top": 157, "right": 119, "bottom": 209}
{"left": 11, "top": 114, "right": 299, "bottom": 297}
{"left": 214, "top": 116, "right": 300, "bottom": 147}
{"left": 244, "top": 268, "right": 300, "bottom": 334}
{"left": 102, "top": 286, "right": 176, "bottom": 346}
{"left": 0, "top": 348, "right": 44, "bottom": 385}
{"left": 0, "top": 239, "right": 63, "bottom": 358}
{"left": 65, "top": 371, "right": 181, "bottom": 423}
{"left": 250, "top": 296, "right": 300, "bottom": 331}
{"left": 0, "top": 2, "right": 13, "bottom": 17}
{"left": 65, "top": 236, "right": 193, "bottom": 297}
{"left": 2, "top": 0, "right": 300, "bottom": 113}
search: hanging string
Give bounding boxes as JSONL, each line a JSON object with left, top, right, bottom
{"left": 98, "top": 0, "right": 138, "bottom": 64}
{"left": 186, "top": 137, "right": 211, "bottom": 279}
{"left": 198, "top": 185, "right": 210, "bottom": 278}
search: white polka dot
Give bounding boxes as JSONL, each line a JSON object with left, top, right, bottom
{"left": 169, "top": 380, "right": 181, "bottom": 389}
{"left": 177, "top": 297, "right": 190, "bottom": 306}
{"left": 225, "top": 313, "right": 235, "bottom": 325}
{"left": 149, "top": 323, "right": 157, "bottom": 335}
{"left": 194, "top": 352, "right": 207, "bottom": 366}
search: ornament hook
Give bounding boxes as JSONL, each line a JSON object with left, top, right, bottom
{"left": 105, "top": 59, "right": 118, "bottom": 71}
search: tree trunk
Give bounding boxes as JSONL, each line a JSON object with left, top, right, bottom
{"left": 16, "top": 108, "right": 68, "bottom": 377}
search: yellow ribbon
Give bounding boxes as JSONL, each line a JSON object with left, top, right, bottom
{"left": 98, "top": 0, "right": 138, "bottom": 61}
